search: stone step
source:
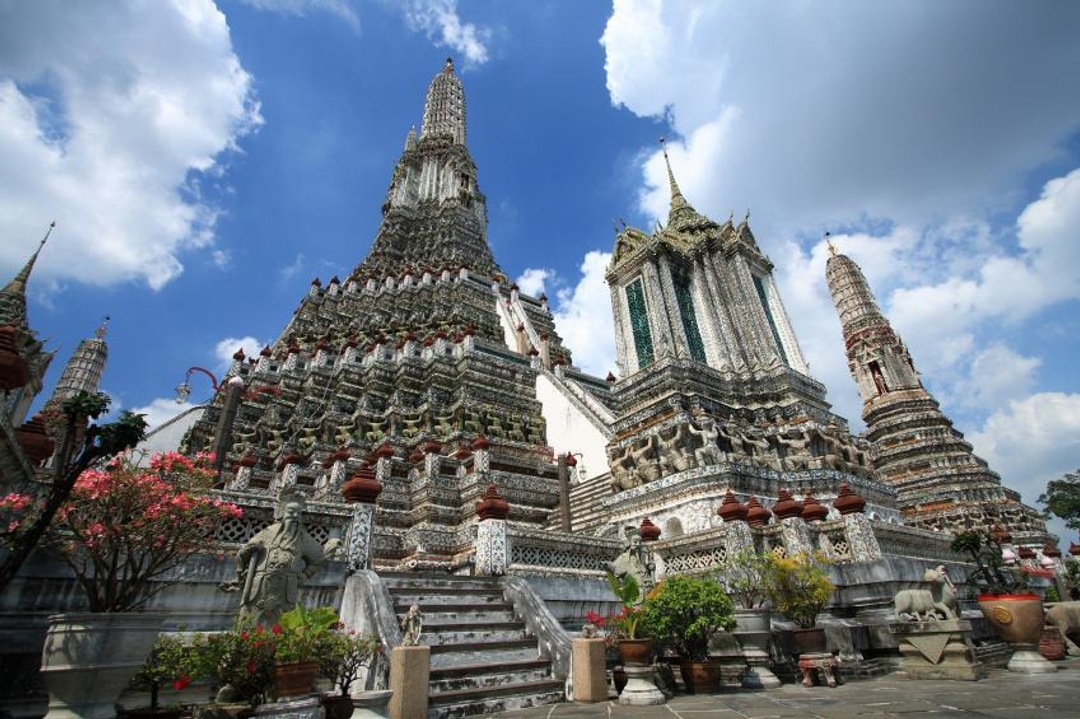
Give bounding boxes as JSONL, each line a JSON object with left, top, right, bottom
{"left": 413, "top": 608, "right": 517, "bottom": 624}
{"left": 395, "top": 601, "right": 515, "bottom": 615}
{"left": 427, "top": 680, "right": 565, "bottom": 718}
{"left": 428, "top": 659, "right": 551, "bottom": 693}
{"left": 421, "top": 624, "right": 528, "bottom": 646}
{"left": 429, "top": 640, "right": 540, "bottom": 669}
{"left": 389, "top": 588, "right": 506, "bottom": 606}
{"left": 380, "top": 574, "right": 502, "bottom": 591}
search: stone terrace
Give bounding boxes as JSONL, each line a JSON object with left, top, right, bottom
{"left": 489, "top": 659, "right": 1080, "bottom": 718}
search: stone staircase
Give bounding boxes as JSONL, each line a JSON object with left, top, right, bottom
{"left": 382, "top": 573, "right": 566, "bottom": 717}
{"left": 548, "top": 472, "right": 613, "bottom": 533}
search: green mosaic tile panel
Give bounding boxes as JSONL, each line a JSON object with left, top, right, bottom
{"left": 626, "top": 278, "right": 654, "bottom": 369}
{"left": 753, "top": 274, "right": 789, "bottom": 364}
{"left": 675, "top": 275, "right": 707, "bottom": 363}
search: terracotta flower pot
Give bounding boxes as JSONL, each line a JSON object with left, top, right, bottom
{"left": 617, "top": 638, "right": 654, "bottom": 666}
{"left": 274, "top": 660, "right": 320, "bottom": 698}
{"left": 678, "top": 660, "right": 720, "bottom": 694}
{"left": 1040, "top": 625, "right": 1066, "bottom": 661}
{"left": 322, "top": 693, "right": 355, "bottom": 719}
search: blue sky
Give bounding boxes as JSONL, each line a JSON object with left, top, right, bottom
{"left": 3, "top": 1, "right": 1080, "bottom": 541}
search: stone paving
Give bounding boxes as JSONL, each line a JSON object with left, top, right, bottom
{"left": 489, "top": 660, "right": 1080, "bottom": 718}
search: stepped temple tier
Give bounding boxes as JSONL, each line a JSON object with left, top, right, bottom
{"left": 0, "top": 60, "right": 1064, "bottom": 716}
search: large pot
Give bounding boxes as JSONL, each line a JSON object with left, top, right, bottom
{"left": 40, "top": 611, "right": 165, "bottom": 719}
{"left": 275, "top": 660, "right": 320, "bottom": 698}
{"left": 792, "top": 627, "right": 828, "bottom": 655}
{"left": 617, "top": 638, "right": 654, "bottom": 667}
{"left": 977, "top": 594, "right": 1056, "bottom": 674}
{"left": 678, "top": 660, "right": 720, "bottom": 694}
{"left": 733, "top": 609, "right": 772, "bottom": 654}
{"left": 977, "top": 595, "right": 1044, "bottom": 645}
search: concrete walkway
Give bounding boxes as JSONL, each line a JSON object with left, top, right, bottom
{"left": 490, "top": 660, "right": 1080, "bottom": 718}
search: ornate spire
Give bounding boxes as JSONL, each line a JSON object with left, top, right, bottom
{"left": 658, "top": 138, "right": 707, "bottom": 232}
{"left": 824, "top": 246, "right": 888, "bottom": 339}
{"left": 404, "top": 125, "right": 417, "bottom": 151}
{"left": 1, "top": 221, "right": 54, "bottom": 329}
{"left": 421, "top": 57, "right": 466, "bottom": 144}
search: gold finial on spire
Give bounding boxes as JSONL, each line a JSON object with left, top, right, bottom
{"left": 95, "top": 315, "right": 110, "bottom": 340}
{"left": 744, "top": 208, "right": 751, "bottom": 223}
{"left": 728, "top": 210, "right": 734, "bottom": 223}
{"left": 825, "top": 231, "right": 836, "bottom": 256}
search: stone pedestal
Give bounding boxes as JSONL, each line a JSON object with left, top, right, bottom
{"left": 1007, "top": 647, "right": 1058, "bottom": 674}
{"left": 617, "top": 665, "right": 665, "bottom": 706}
{"left": 253, "top": 696, "right": 325, "bottom": 718}
{"left": 797, "top": 652, "right": 839, "bottom": 688}
{"left": 352, "top": 690, "right": 393, "bottom": 718}
{"left": 571, "top": 638, "right": 607, "bottom": 702}
{"left": 890, "top": 619, "right": 986, "bottom": 681}
{"left": 388, "top": 646, "right": 429, "bottom": 719}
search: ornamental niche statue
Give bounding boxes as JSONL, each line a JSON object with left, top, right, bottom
{"left": 228, "top": 490, "right": 340, "bottom": 626}
{"left": 400, "top": 603, "right": 423, "bottom": 646}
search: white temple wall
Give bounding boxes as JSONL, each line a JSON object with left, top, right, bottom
{"left": 535, "top": 373, "right": 609, "bottom": 482}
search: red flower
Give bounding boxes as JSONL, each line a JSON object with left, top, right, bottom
{"left": 241, "top": 631, "right": 250, "bottom": 640}
{"left": 172, "top": 675, "right": 191, "bottom": 691}
{"left": 247, "top": 661, "right": 257, "bottom": 674}
{"left": 255, "top": 624, "right": 264, "bottom": 635}
{"left": 271, "top": 623, "right": 283, "bottom": 635}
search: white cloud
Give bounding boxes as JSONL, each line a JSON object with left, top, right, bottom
{"left": 238, "top": 0, "right": 361, "bottom": 31}
{"left": 400, "top": 0, "right": 491, "bottom": 66}
{"left": 131, "top": 397, "right": 199, "bottom": 430}
{"left": 603, "top": 1, "right": 1080, "bottom": 235}
{"left": 550, "top": 251, "right": 616, "bottom": 377}
{"left": 969, "top": 392, "right": 1080, "bottom": 540}
{"left": 214, "top": 335, "right": 264, "bottom": 371}
{"left": 279, "top": 253, "right": 307, "bottom": 282}
{"left": 0, "top": 1, "right": 261, "bottom": 290}
{"left": 515, "top": 268, "right": 551, "bottom": 297}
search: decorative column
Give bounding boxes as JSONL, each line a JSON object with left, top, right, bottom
{"left": 475, "top": 484, "right": 510, "bottom": 576}
{"left": 717, "top": 490, "right": 754, "bottom": 555}
{"left": 274, "top": 451, "right": 304, "bottom": 493}
{"left": 472, "top": 435, "right": 491, "bottom": 473}
{"left": 833, "top": 484, "right": 882, "bottom": 561}
{"left": 774, "top": 489, "right": 813, "bottom": 556}
{"left": 373, "top": 441, "right": 395, "bottom": 482}
{"left": 230, "top": 453, "right": 257, "bottom": 490}
{"left": 342, "top": 463, "right": 383, "bottom": 573}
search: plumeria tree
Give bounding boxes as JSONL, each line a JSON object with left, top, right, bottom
{"left": 0, "top": 391, "right": 147, "bottom": 592}
{"left": 46, "top": 450, "right": 243, "bottom": 611}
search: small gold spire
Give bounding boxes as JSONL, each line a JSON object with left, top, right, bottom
{"left": 825, "top": 231, "right": 836, "bottom": 256}
{"left": 95, "top": 315, "right": 110, "bottom": 340}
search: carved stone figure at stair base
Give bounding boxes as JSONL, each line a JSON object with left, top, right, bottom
{"left": 400, "top": 603, "right": 423, "bottom": 646}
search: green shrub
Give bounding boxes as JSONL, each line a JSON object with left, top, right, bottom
{"left": 638, "top": 575, "right": 735, "bottom": 660}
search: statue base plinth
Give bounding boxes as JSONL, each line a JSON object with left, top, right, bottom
{"left": 890, "top": 619, "right": 986, "bottom": 681}
{"left": 617, "top": 665, "right": 665, "bottom": 706}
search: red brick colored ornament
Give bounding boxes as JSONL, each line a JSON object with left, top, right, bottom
{"left": 717, "top": 489, "right": 748, "bottom": 523}
{"left": 1017, "top": 545, "right": 1036, "bottom": 560}
{"left": 375, "top": 442, "right": 395, "bottom": 459}
{"left": 0, "top": 325, "right": 29, "bottom": 391}
{"left": 564, "top": 453, "right": 577, "bottom": 467}
{"left": 472, "top": 435, "right": 491, "bottom": 451}
{"left": 639, "top": 517, "right": 662, "bottom": 542}
{"left": 342, "top": 464, "right": 382, "bottom": 504}
{"left": 832, "top": 483, "right": 866, "bottom": 515}
{"left": 745, "top": 495, "right": 772, "bottom": 526}
{"left": 772, "top": 488, "right": 803, "bottom": 520}
{"left": 1043, "top": 543, "right": 1061, "bottom": 559}
{"left": 476, "top": 484, "right": 510, "bottom": 520}
{"left": 1070, "top": 542, "right": 1080, "bottom": 557}
{"left": 15, "top": 414, "right": 53, "bottom": 462}
{"left": 802, "top": 493, "right": 829, "bottom": 523}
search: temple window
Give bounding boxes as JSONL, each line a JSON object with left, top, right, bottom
{"left": 625, "top": 278, "right": 654, "bottom": 369}
{"left": 674, "top": 274, "right": 706, "bottom": 363}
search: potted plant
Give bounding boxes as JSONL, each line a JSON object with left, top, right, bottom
{"left": 719, "top": 549, "right": 779, "bottom": 688}
{"left": 605, "top": 573, "right": 651, "bottom": 665}
{"left": 637, "top": 576, "right": 735, "bottom": 693}
{"left": 188, "top": 624, "right": 277, "bottom": 708}
{"left": 761, "top": 552, "right": 834, "bottom": 655}
{"left": 273, "top": 605, "right": 340, "bottom": 698}
{"left": 36, "top": 449, "right": 242, "bottom": 719}
{"left": 128, "top": 634, "right": 193, "bottom": 718}
{"left": 319, "top": 630, "right": 381, "bottom": 719}
{"left": 951, "top": 531, "right": 1054, "bottom": 673}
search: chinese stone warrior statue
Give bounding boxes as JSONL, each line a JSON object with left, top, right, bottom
{"left": 230, "top": 489, "right": 341, "bottom": 626}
